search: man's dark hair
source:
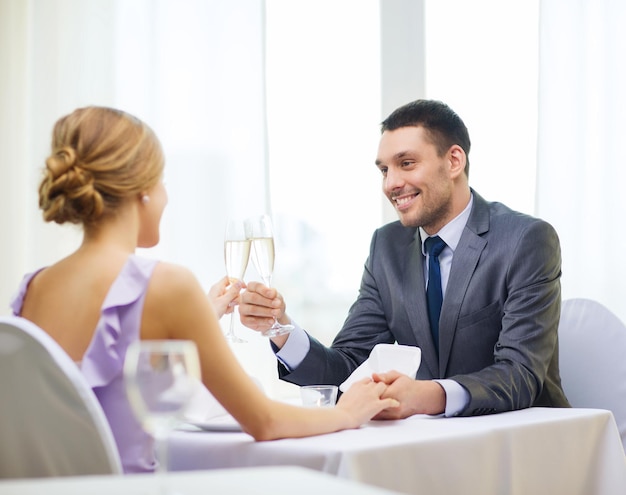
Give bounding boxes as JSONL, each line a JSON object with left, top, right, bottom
{"left": 381, "top": 99, "right": 471, "bottom": 176}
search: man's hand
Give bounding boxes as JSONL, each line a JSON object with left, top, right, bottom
{"left": 238, "top": 281, "right": 291, "bottom": 347}
{"left": 371, "top": 370, "right": 446, "bottom": 419}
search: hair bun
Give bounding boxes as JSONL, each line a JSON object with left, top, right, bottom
{"left": 46, "top": 146, "right": 78, "bottom": 179}
{"left": 40, "top": 146, "right": 105, "bottom": 225}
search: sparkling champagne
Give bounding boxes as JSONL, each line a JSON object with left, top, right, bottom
{"left": 224, "top": 239, "right": 251, "bottom": 279}
{"left": 249, "top": 237, "right": 275, "bottom": 283}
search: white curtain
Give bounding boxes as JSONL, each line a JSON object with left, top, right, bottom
{"left": 0, "top": 0, "right": 267, "bottom": 313}
{"left": 536, "top": 0, "right": 626, "bottom": 323}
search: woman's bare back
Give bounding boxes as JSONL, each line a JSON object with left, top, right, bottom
{"left": 20, "top": 251, "right": 129, "bottom": 361}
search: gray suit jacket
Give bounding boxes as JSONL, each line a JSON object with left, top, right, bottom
{"left": 280, "top": 191, "right": 570, "bottom": 415}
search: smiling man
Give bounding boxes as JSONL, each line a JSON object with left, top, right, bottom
{"left": 240, "top": 99, "right": 570, "bottom": 418}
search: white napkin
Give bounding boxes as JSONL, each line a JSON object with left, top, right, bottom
{"left": 182, "top": 379, "right": 229, "bottom": 422}
{"left": 182, "top": 376, "right": 265, "bottom": 423}
{"left": 339, "top": 344, "right": 421, "bottom": 392}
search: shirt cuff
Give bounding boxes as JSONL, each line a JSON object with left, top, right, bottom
{"left": 274, "top": 321, "right": 310, "bottom": 371}
{"left": 434, "top": 379, "right": 469, "bottom": 417}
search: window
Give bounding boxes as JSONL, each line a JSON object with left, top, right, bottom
{"left": 265, "top": 0, "right": 382, "bottom": 346}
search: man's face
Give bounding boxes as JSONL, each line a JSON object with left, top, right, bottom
{"left": 375, "top": 126, "right": 455, "bottom": 233}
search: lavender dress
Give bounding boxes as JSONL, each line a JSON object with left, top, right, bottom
{"left": 11, "top": 255, "right": 159, "bottom": 473}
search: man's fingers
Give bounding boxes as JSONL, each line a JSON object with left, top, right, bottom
{"left": 245, "top": 281, "right": 276, "bottom": 298}
{"left": 372, "top": 370, "right": 401, "bottom": 384}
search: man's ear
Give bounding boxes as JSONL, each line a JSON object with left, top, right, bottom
{"left": 448, "top": 145, "right": 467, "bottom": 178}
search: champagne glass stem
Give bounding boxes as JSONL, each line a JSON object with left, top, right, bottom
{"left": 155, "top": 429, "right": 168, "bottom": 475}
{"left": 154, "top": 429, "right": 173, "bottom": 495}
{"left": 261, "top": 276, "right": 294, "bottom": 337}
{"left": 225, "top": 310, "right": 245, "bottom": 343}
{"left": 155, "top": 427, "right": 185, "bottom": 495}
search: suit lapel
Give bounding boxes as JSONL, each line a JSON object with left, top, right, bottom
{"left": 439, "top": 191, "right": 490, "bottom": 377}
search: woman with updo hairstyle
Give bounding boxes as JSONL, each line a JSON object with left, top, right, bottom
{"left": 11, "top": 106, "right": 397, "bottom": 473}
{"left": 39, "top": 106, "right": 164, "bottom": 227}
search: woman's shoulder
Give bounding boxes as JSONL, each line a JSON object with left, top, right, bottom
{"left": 149, "top": 258, "right": 197, "bottom": 284}
{"left": 145, "top": 258, "right": 205, "bottom": 303}
{"left": 140, "top": 259, "right": 212, "bottom": 339}
{"left": 10, "top": 267, "right": 46, "bottom": 316}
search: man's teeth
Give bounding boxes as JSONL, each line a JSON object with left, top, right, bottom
{"left": 395, "top": 196, "right": 413, "bottom": 206}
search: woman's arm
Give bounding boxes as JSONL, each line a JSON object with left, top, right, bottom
{"left": 141, "top": 262, "right": 398, "bottom": 441}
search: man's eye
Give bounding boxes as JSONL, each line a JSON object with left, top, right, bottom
{"left": 401, "top": 161, "right": 413, "bottom": 167}
{"left": 379, "top": 168, "right": 388, "bottom": 176}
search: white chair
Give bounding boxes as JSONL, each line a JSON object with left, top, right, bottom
{"left": 0, "top": 316, "right": 122, "bottom": 478}
{"left": 558, "top": 298, "right": 626, "bottom": 453}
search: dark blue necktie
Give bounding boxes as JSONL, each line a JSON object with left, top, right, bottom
{"left": 425, "top": 236, "right": 447, "bottom": 352}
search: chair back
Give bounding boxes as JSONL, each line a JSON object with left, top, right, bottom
{"left": 558, "top": 298, "right": 626, "bottom": 453}
{"left": 0, "top": 316, "right": 122, "bottom": 478}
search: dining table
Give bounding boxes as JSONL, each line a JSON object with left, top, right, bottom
{"left": 0, "top": 466, "right": 404, "bottom": 495}
{"left": 168, "top": 407, "right": 626, "bottom": 495}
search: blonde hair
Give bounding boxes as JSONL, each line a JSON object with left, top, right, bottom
{"left": 39, "top": 106, "right": 164, "bottom": 225}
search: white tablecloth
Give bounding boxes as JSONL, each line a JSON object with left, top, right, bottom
{"left": 0, "top": 466, "right": 403, "bottom": 495}
{"left": 169, "top": 407, "right": 626, "bottom": 495}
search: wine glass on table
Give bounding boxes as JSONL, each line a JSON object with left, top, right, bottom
{"left": 124, "top": 340, "right": 201, "bottom": 491}
{"left": 245, "top": 214, "right": 294, "bottom": 337}
{"left": 224, "top": 219, "right": 251, "bottom": 343}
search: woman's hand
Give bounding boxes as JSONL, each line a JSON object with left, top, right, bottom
{"left": 208, "top": 276, "right": 245, "bottom": 318}
{"left": 371, "top": 371, "right": 446, "bottom": 419}
{"left": 334, "top": 378, "right": 400, "bottom": 428}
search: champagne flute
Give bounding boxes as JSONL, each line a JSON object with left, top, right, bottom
{"left": 245, "top": 214, "right": 294, "bottom": 337}
{"left": 224, "top": 219, "right": 251, "bottom": 343}
{"left": 124, "top": 340, "right": 201, "bottom": 491}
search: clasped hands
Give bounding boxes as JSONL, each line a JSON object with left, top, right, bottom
{"left": 237, "top": 281, "right": 446, "bottom": 419}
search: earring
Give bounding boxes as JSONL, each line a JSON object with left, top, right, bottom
{"left": 141, "top": 195, "right": 150, "bottom": 204}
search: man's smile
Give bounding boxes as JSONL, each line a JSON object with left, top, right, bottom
{"left": 392, "top": 192, "right": 419, "bottom": 210}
